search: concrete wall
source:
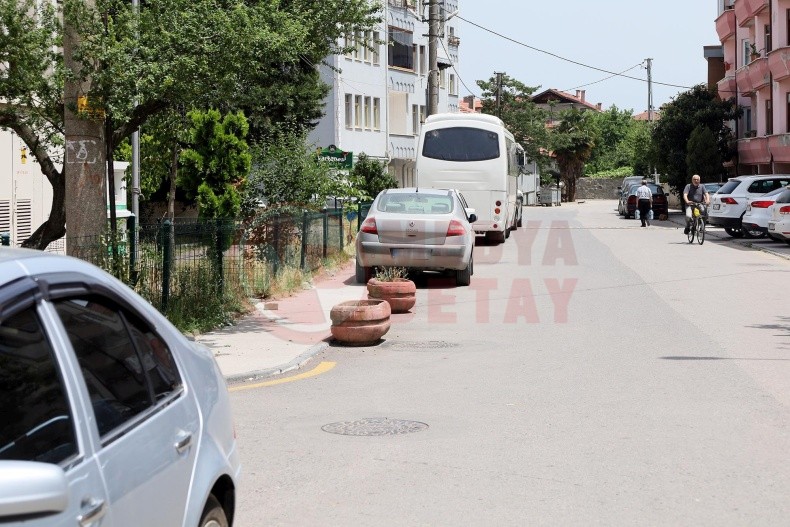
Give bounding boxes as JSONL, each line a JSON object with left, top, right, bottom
{"left": 575, "top": 177, "right": 621, "bottom": 199}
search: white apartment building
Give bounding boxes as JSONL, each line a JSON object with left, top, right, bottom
{"left": 309, "top": 0, "right": 461, "bottom": 187}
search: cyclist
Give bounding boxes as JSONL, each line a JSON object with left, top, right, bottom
{"left": 683, "top": 174, "right": 709, "bottom": 235}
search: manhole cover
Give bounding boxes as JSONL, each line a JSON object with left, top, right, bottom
{"left": 321, "top": 418, "right": 429, "bottom": 436}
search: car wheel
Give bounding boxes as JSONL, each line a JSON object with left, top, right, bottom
{"left": 724, "top": 227, "right": 744, "bottom": 238}
{"left": 768, "top": 233, "right": 782, "bottom": 242}
{"left": 517, "top": 209, "right": 523, "bottom": 228}
{"left": 199, "top": 495, "right": 229, "bottom": 527}
{"left": 355, "top": 259, "right": 372, "bottom": 284}
{"left": 456, "top": 256, "right": 472, "bottom": 286}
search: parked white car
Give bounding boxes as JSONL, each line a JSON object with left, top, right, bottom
{"left": 707, "top": 175, "right": 790, "bottom": 238}
{"left": 0, "top": 249, "right": 240, "bottom": 526}
{"left": 767, "top": 188, "right": 790, "bottom": 245}
{"left": 741, "top": 187, "right": 787, "bottom": 240}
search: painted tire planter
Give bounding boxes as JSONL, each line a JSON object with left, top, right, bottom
{"left": 330, "top": 299, "right": 391, "bottom": 346}
{"left": 366, "top": 278, "right": 417, "bottom": 314}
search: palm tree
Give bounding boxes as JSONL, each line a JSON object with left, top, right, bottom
{"left": 550, "top": 109, "right": 596, "bottom": 202}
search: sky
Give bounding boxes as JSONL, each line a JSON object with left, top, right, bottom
{"left": 455, "top": 1, "right": 721, "bottom": 114}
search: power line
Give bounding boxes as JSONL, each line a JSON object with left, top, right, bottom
{"left": 564, "top": 62, "right": 644, "bottom": 92}
{"left": 457, "top": 15, "right": 696, "bottom": 90}
{"left": 438, "top": 36, "right": 477, "bottom": 98}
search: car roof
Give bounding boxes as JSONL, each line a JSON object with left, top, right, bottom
{"left": 385, "top": 187, "right": 451, "bottom": 196}
{"left": 0, "top": 248, "right": 112, "bottom": 288}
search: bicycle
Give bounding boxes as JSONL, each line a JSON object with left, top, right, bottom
{"left": 687, "top": 203, "right": 706, "bottom": 245}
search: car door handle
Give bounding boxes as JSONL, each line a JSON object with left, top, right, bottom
{"left": 78, "top": 497, "right": 107, "bottom": 526}
{"left": 174, "top": 432, "right": 192, "bottom": 454}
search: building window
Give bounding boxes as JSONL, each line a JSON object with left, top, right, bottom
{"left": 345, "top": 94, "right": 353, "bottom": 128}
{"left": 743, "top": 39, "right": 752, "bottom": 66}
{"left": 787, "top": 10, "right": 790, "bottom": 46}
{"left": 364, "top": 96, "right": 372, "bottom": 128}
{"left": 372, "top": 32, "right": 380, "bottom": 65}
{"left": 766, "top": 99, "right": 773, "bottom": 135}
{"left": 388, "top": 27, "right": 414, "bottom": 70}
{"left": 765, "top": 24, "right": 772, "bottom": 53}
{"left": 355, "top": 31, "right": 363, "bottom": 60}
{"left": 449, "top": 73, "right": 457, "bottom": 96}
{"left": 412, "top": 104, "right": 420, "bottom": 135}
{"left": 373, "top": 98, "right": 381, "bottom": 130}
{"left": 354, "top": 95, "right": 363, "bottom": 128}
{"left": 440, "top": 69, "right": 446, "bottom": 89}
{"left": 419, "top": 46, "right": 427, "bottom": 75}
{"left": 744, "top": 107, "right": 753, "bottom": 135}
{"left": 344, "top": 35, "right": 353, "bottom": 58}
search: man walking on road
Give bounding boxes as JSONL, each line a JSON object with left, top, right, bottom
{"left": 683, "top": 174, "right": 710, "bottom": 234}
{"left": 635, "top": 179, "right": 653, "bottom": 227}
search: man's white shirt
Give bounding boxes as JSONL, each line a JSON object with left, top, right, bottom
{"left": 635, "top": 184, "right": 652, "bottom": 200}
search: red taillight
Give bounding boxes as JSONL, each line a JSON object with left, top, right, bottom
{"left": 780, "top": 206, "right": 790, "bottom": 214}
{"left": 495, "top": 200, "right": 502, "bottom": 207}
{"left": 361, "top": 217, "right": 378, "bottom": 234}
{"left": 446, "top": 219, "right": 466, "bottom": 236}
{"left": 721, "top": 197, "right": 738, "bottom": 204}
{"left": 494, "top": 207, "right": 501, "bottom": 214}
{"left": 750, "top": 200, "right": 773, "bottom": 208}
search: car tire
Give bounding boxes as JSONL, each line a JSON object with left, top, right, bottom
{"left": 456, "top": 256, "right": 472, "bottom": 286}
{"left": 768, "top": 233, "right": 782, "bottom": 242}
{"left": 199, "top": 495, "right": 229, "bottom": 527}
{"left": 517, "top": 209, "right": 523, "bottom": 228}
{"left": 724, "top": 227, "right": 744, "bottom": 238}
{"left": 355, "top": 260, "right": 372, "bottom": 284}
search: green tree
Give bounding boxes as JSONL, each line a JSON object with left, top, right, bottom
{"left": 549, "top": 108, "right": 597, "bottom": 202}
{"left": 1, "top": 0, "right": 381, "bottom": 248}
{"left": 686, "top": 125, "right": 724, "bottom": 183}
{"left": 178, "top": 109, "right": 251, "bottom": 220}
{"left": 651, "top": 84, "right": 739, "bottom": 194}
{"left": 350, "top": 153, "right": 398, "bottom": 200}
{"left": 585, "top": 106, "right": 636, "bottom": 174}
{"left": 476, "top": 74, "right": 549, "bottom": 169}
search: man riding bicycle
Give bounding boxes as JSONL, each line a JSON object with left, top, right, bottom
{"left": 683, "top": 174, "right": 710, "bottom": 235}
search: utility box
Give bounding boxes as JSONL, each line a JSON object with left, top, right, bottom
{"left": 539, "top": 186, "right": 561, "bottom": 206}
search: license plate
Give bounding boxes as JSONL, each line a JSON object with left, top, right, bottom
{"left": 768, "top": 222, "right": 776, "bottom": 230}
{"left": 391, "top": 248, "right": 430, "bottom": 260}
{"left": 713, "top": 204, "right": 721, "bottom": 210}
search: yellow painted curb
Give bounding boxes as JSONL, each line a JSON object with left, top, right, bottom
{"left": 228, "top": 361, "right": 336, "bottom": 392}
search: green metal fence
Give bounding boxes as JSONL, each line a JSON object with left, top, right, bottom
{"left": 67, "top": 204, "right": 370, "bottom": 323}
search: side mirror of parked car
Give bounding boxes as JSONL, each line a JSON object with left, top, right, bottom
{"left": 0, "top": 461, "right": 68, "bottom": 520}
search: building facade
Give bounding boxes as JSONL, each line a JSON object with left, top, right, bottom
{"left": 308, "top": 0, "right": 461, "bottom": 188}
{"left": 715, "top": 0, "right": 790, "bottom": 174}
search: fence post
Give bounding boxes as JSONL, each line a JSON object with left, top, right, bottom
{"left": 357, "top": 202, "right": 362, "bottom": 232}
{"left": 300, "top": 211, "right": 308, "bottom": 270}
{"left": 337, "top": 209, "right": 343, "bottom": 251}
{"left": 215, "top": 220, "right": 224, "bottom": 296}
{"left": 272, "top": 214, "right": 280, "bottom": 276}
{"left": 127, "top": 215, "right": 137, "bottom": 283}
{"left": 322, "top": 209, "right": 329, "bottom": 259}
{"left": 161, "top": 220, "right": 172, "bottom": 311}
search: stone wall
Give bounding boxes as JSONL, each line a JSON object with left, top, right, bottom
{"left": 575, "top": 177, "right": 621, "bottom": 200}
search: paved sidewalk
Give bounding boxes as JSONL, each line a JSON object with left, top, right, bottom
{"left": 194, "top": 260, "right": 367, "bottom": 383}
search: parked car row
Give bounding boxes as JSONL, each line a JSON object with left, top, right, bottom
{"left": 767, "top": 187, "right": 790, "bottom": 245}
{"left": 707, "top": 174, "right": 790, "bottom": 238}
{"left": 616, "top": 180, "right": 669, "bottom": 220}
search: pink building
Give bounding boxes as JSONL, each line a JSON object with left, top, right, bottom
{"left": 715, "top": 0, "right": 790, "bottom": 174}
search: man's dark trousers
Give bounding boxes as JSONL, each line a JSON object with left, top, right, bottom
{"left": 638, "top": 199, "right": 651, "bottom": 227}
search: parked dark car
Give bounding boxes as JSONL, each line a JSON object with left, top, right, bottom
{"left": 624, "top": 183, "right": 669, "bottom": 219}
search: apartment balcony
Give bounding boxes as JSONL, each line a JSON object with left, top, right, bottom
{"left": 747, "top": 57, "right": 770, "bottom": 90}
{"left": 735, "top": 65, "right": 755, "bottom": 95}
{"left": 769, "top": 134, "right": 790, "bottom": 163}
{"left": 735, "top": 0, "right": 767, "bottom": 26}
{"left": 717, "top": 75, "right": 737, "bottom": 99}
{"left": 768, "top": 46, "right": 790, "bottom": 80}
{"left": 716, "top": 7, "right": 736, "bottom": 41}
{"left": 448, "top": 36, "right": 460, "bottom": 47}
{"left": 738, "top": 135, "right": 770, "bottom": 164}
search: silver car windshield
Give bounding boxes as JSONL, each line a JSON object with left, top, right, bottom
{"left": 377, "top": 194, "right": 454, "bottom": 214}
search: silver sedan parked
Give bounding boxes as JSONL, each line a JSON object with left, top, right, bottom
{"left": 0, "top": 248, "right": 240, "bottom": 527}
{"left": 356, "top": 188, "right": 477, "bottom": 286}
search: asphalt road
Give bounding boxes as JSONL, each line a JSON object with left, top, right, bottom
{"left": 230, "top": 200, "right": 790, "bottom": 526}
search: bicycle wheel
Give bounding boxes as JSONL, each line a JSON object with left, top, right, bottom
{"left": 697, "top": 218, "right": 705, "bottom": 245}
{"left": 687, "top": 218, "right": 695, "bottom": 243}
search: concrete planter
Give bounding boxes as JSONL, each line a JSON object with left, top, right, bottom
{"left": 366, "top": 278, "right": 416, "bottom": 314}
{"left": 330, "top": 299, "right": 391, "bottom": 346}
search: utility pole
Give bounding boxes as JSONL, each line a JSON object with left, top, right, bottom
{"left": 427, "top": 0, "right": 439, "bottom": 116}
{"left": 131, "top": 0, "right": 140, "bottom": 265}
{"left": 646, "top": 58, "right": 654, "bottom": 122}
{"left": 495, "top": 72, "right": 504, "bottom": 118}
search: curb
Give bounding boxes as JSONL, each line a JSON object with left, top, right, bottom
{"left": 223, "top": 341, "right": 330, "bottom": 385}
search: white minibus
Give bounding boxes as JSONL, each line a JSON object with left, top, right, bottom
{"left": 416, "top": 113, "right": 522, "bottom": 243}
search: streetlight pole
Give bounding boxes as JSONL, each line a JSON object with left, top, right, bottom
{"left": 427, "top": 0, "right": 439, "bottom": 116}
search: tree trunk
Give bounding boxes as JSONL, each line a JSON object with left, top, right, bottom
{"left": 63, "top": 0, "right": 107, "bottom": 257}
